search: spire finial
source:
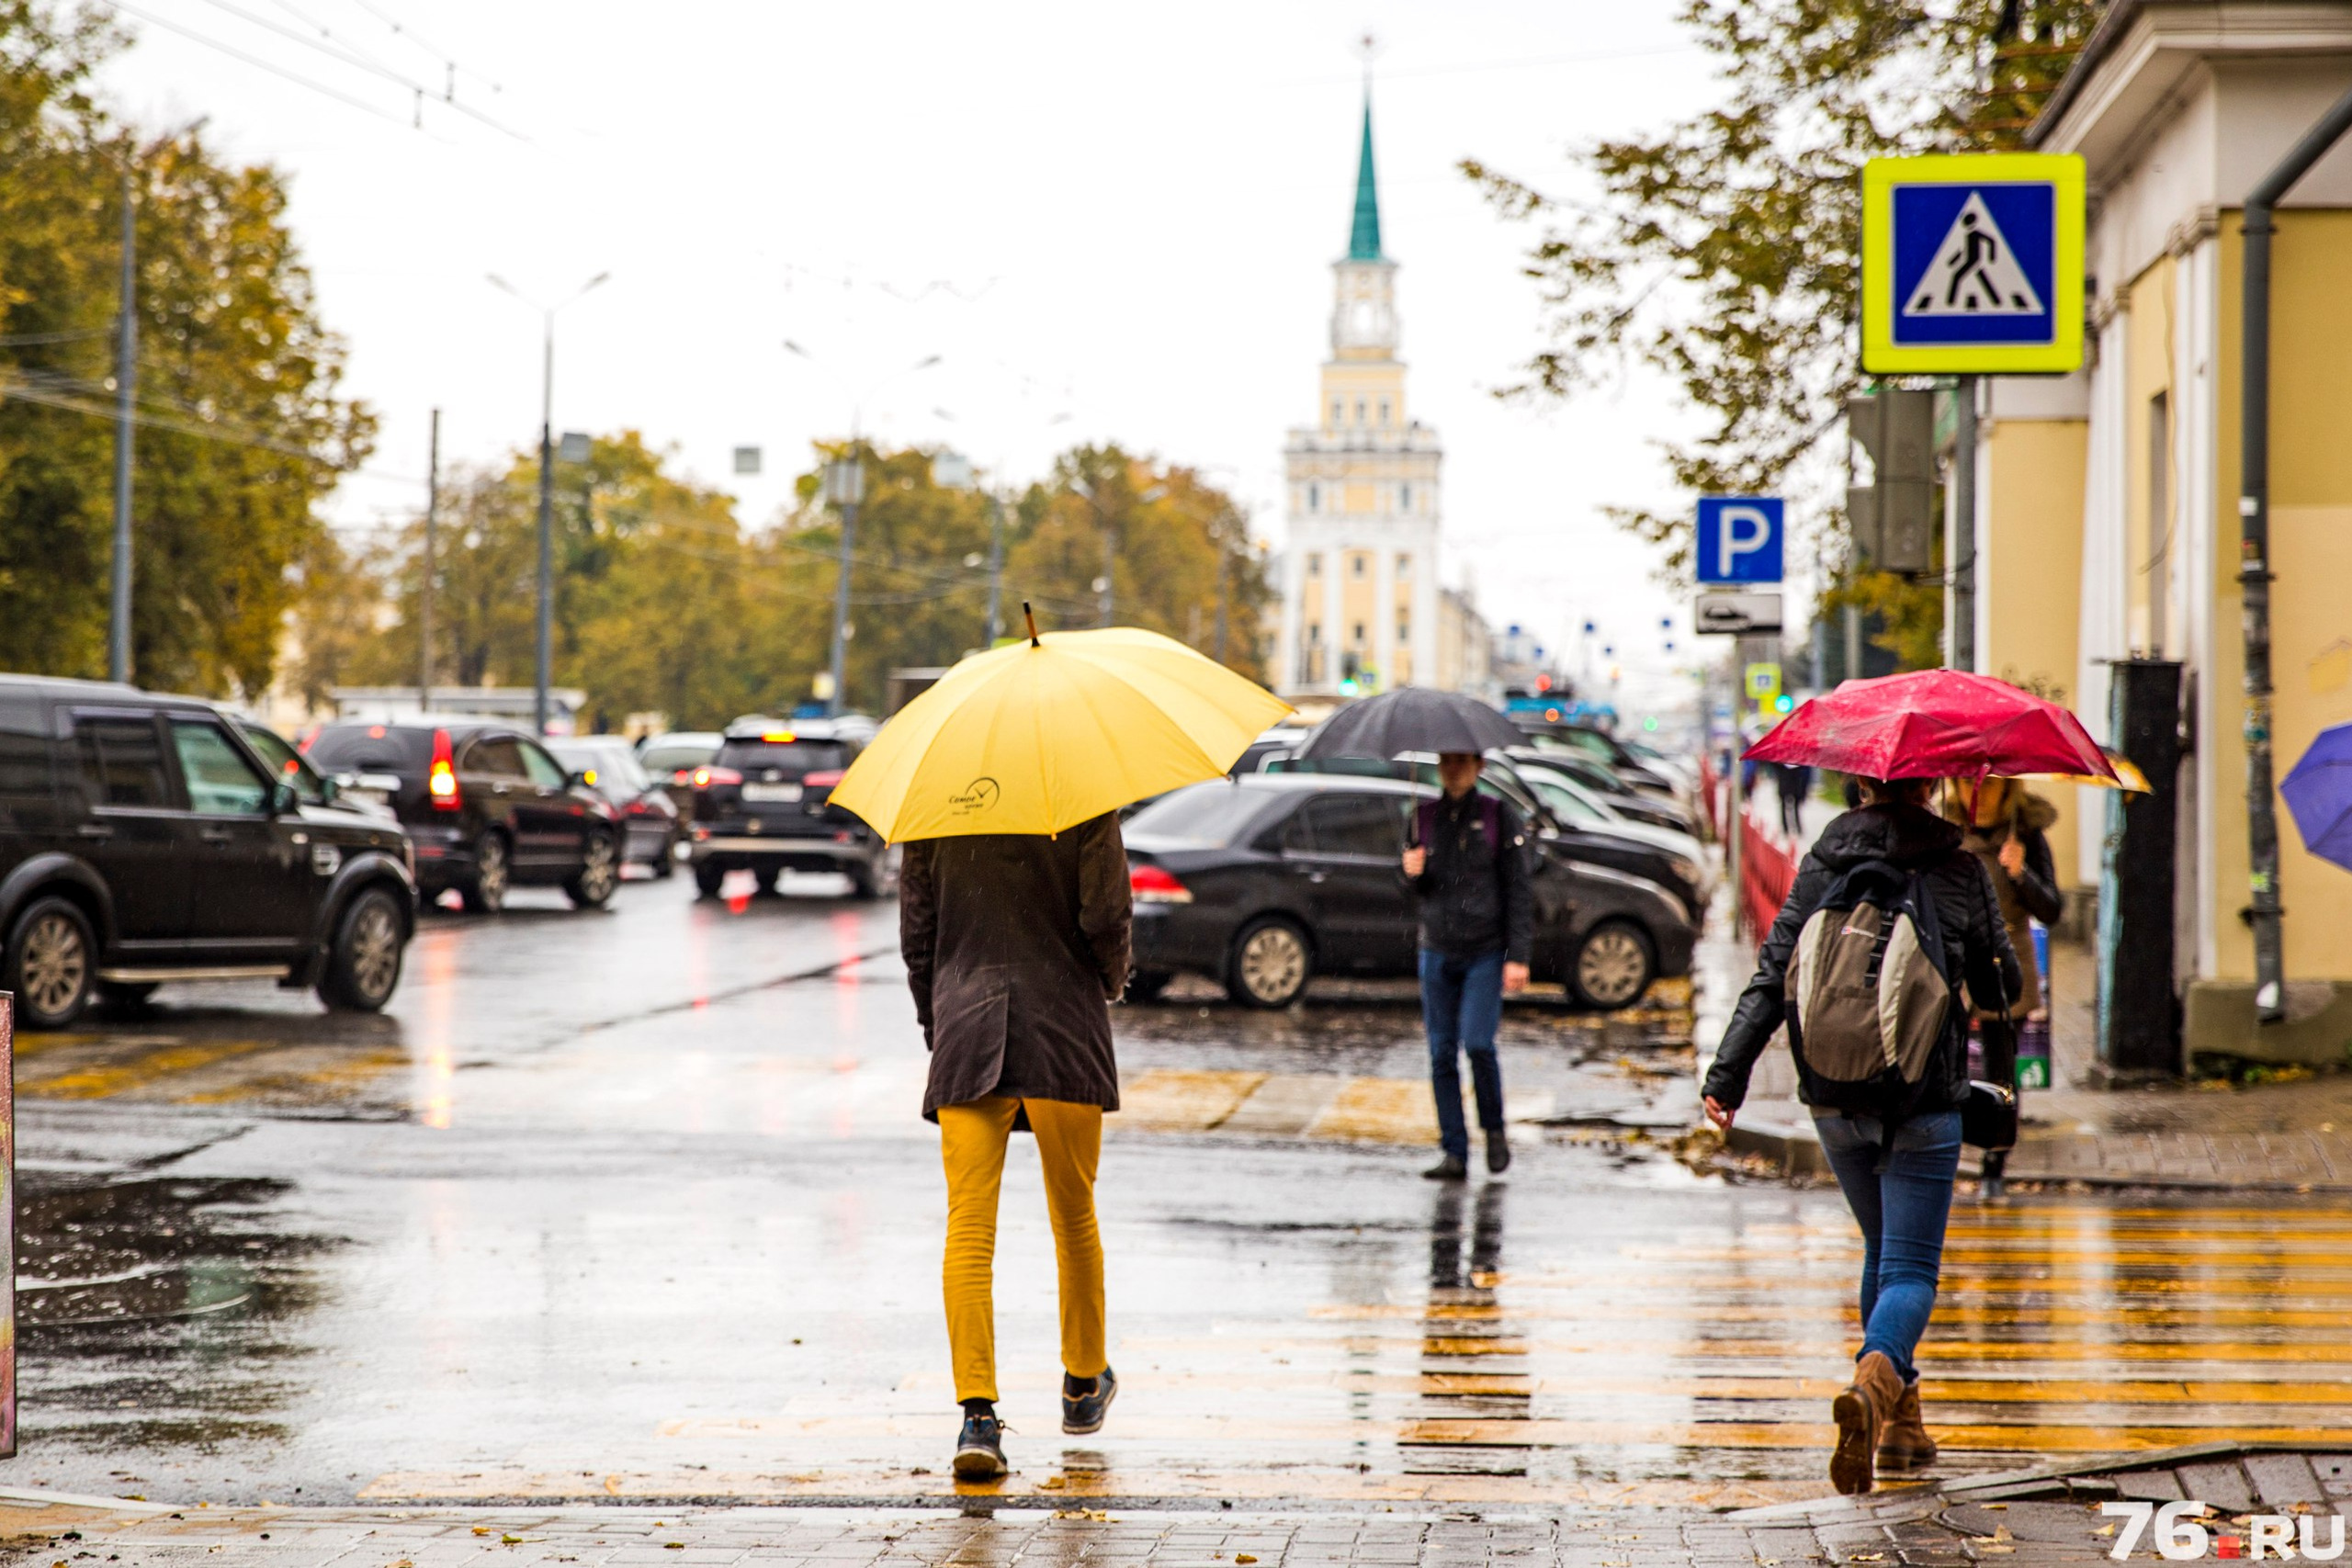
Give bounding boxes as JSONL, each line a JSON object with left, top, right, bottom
{"left": 1347, "top": 37, "right": 1385, "bottom": 263}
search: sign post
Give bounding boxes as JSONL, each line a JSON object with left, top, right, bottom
{"left": 1695, "top": 497, "right": 1787, "bottom": 939}
{"left": 1862, "top": 152, "right": 2086, "bottom": 671}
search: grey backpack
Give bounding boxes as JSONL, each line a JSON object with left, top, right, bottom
{"left": 1783, "top": 858, "right": 1953, "bottom": 1118}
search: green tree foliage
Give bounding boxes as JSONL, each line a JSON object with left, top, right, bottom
{"left": 0, "top": 2, "right": 372, "bottom": 694}
{"left": 1463, "top": 0, "right": 2097, "bottom": 665}
{"left": 1001, "top": 444, "right": 1272, "bottom": 679}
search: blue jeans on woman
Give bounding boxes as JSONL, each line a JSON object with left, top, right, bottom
{"left": 1812, "top": 1109, "right": 1962, "bottom": 1384}
{"left": 1419, "top": 948, "right": 1506, "bottom": 1161}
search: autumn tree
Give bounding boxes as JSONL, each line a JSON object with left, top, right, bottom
{"left": 0, "top": 2, "right": 373, "bottom": 694}
{"left": 1463, "top": 0, "right": 2097, "bottom": 668}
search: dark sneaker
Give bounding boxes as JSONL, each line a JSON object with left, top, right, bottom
{"left": 1422, "top": 1154, "right": 1468, "bottom": 1180}
{"left": 1486, "top": 1131, "right": 1511, "bottom": 1175}
{"left": 952, "top": 1410, "right": 1007, "bottom": 1479}
{"left": 1061, "top": 1367, "right": 1118, "bottom": 1435}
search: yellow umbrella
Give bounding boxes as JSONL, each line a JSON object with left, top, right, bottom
{"left": 830, "top": 613, "right": 1293, "bottom": 842}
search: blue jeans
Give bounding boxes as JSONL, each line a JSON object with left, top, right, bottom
{"left": 1419, "top": 948, "right": 1506, "bottom": 1161}
{"left": 1813, "top": 1109, "right": 1962, "bottom": 1384}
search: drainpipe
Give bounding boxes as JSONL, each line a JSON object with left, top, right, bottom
{"left": 2240, "top": 80, "right": 2352, "bottom": 1023}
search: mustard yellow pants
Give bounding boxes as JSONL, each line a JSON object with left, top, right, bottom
{"left": 937, "top": 1095, "right": 1106, "bottom": 1404}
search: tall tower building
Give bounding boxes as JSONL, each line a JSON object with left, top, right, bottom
{"left": 1273, "top": 86, "right": 1443, "bottom": 695}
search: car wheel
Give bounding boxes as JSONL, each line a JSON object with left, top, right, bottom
{"left": 566, "top": 831, "right": 620, "bottom": 908}
{"left": 651, "top": 832, "right": 677, "bottom": 879}
{"left": 1572, "top": 919, "right": 1656, "bottom": 1010}
{"left": 753, "top": 868, "right": 780, "bottom": 897}
{"left": 1125, "top": 970, "right": 1173, "bottom": 1004}
{"left": 7, "top": 896, "right": 96, "bottom": 1030}
{"left": 1226, "top": 917, "right": 1310, "bottom": 1010}
{"left": 846, "top": 855, "right": 882, "bottom": 900}
{"left": 459, "top": 832, "right": 509, "bottom": 913}
{"left": 694, "top": 863, "right": 728, "bottom": 899}
{"left": 319, "top": 886, "right": 407, "bottom": 1011}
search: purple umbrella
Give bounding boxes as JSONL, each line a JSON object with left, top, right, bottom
{"left": 2280, "top": 721, "right": 2352, "bottom": 872}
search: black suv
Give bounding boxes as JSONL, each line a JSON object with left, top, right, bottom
{"left": 0, "top": 676, "right": 417, "bottom": 1029}
{"left": 306, "top": 719, "right": 622, "bottom": 912}
{"left": 686, "top": 720, "right": 891, "bottom": 898}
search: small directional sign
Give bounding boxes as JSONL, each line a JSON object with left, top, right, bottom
{"left": 1693, "top": 591, "right": 1782, "bottom": 637}
{"left": 1694, "top": 497, "right": 1784, "bottom": 585}
{"left": 1862, "top": 152, "right": 2085, "bottom": 375}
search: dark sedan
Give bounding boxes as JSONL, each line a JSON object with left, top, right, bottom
{"left": 1506, "top": 748, "right": 1702, "bottom": 836}
{"left": 1122, "top": 774, "right": 1695, "bottom": 1011}
{"left": 550, "top": 737, "right": 682, "bottom": 877}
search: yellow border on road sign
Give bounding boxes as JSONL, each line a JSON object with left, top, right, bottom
{"left": 1861, "top": 152, "right": 2085, "bottom": 376}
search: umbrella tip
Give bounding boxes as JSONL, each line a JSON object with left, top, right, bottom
{"left": 1023, "top": 602, "right": 1040, "bottom": 648}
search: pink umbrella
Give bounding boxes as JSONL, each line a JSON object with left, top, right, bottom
{"left": 1743, "top": 670, "right": 2119, "bottom": 784}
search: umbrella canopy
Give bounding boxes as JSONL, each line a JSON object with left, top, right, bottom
{"left": 829, "top": 624, "right": 1292, "bottom": 843}
{"left": 2281, "top": 722, "right": 2352, "bottom": 872}
{"left": 1292, "top": 687, "right": 1523, "bottom": 762}
{"left": 1743, "top": 670, "right": 2118, "bottom": 785}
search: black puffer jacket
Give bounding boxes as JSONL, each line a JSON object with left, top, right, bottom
{"left": 1405, "top": 790, "right": 1533, "bottom": 965}
{"left": 1703, "top": 802, "right": 2021, "bottom": 1118}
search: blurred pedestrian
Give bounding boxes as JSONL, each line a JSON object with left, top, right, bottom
{"left": 1401, "top": 751, "right": 1532, "bottom": 1180}
{"left": 899, "top": 813, "right": 1132, "bottom": 1480}
{"left": 1942, "top": 779, "right": 2063, "bottom": 1191}
{"left": 1774, "top": 761, "right": 1814, "bottom": 840}
{"left": 1702, "top": 775, "right": 2020, "bottom": 1495}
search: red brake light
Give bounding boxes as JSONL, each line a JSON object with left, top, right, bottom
{"left": 1129, "top": 863, "right": 1193, "bottom": 905}
{"left": 801, "top": 770, "right": 844, "bottom": 789}
{"left": 429, "top": 728, "right": 461, "bottom": 812}
{"left": 693, "top": 766, "right": 742, "bottom": 790}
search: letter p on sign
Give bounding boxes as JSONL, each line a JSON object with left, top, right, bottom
{"left": 1695, "top": 497, "right": 1785, "bottom": 585}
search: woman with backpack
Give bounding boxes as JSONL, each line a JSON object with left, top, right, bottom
{"left": 1701, "top": 774, "right": 2021, "bottom": 1495}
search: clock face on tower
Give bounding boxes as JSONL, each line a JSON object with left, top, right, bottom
{"left": 1351, "top": 299, "right": 1377, "bottom": 337}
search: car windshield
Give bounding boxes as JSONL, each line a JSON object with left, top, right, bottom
{"left": 307, "top": 724, "right": 428, "bottom": 769}
{"left": 716, "top": 739, "right": 849, "bottom": 774}
{"left": 642, "top": 739, "right": 718, "bottom": 773}
{"left": 1125, "top": 782, "right": 1269, "bottom": 847}
{"left": 553, "top": 743, "right": 647, "bottom": 793}
{"left": 240, "top": 722, "right": 330, "bottom": 805}
{"left": 1526, "top": 773, "right": 1608, "bottom": 827}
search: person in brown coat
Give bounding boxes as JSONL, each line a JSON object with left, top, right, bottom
{"left": 899, "top": 811, "right": 1132, "bottom": 1481}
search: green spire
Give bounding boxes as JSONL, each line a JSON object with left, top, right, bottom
{"left": 1347, "top": 87, "right": 1384, "bottom": 262}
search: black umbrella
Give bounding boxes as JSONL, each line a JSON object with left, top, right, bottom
{"left": 1293, "top": 687, "right": 1522, "bottom": 761}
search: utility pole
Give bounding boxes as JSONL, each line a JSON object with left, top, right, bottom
{"left": 1213, "top": 511, "right": 1235, "bottom": 667}
{"left": 420, "top": 409, "right": 439, "bottom": 713}
{"left": 108, "top": 170, "right": 136, "bottom": 684}
{"left": 534, "top": 321, "right": 554, "bottom": 737}
{"left": 824, "top": 455, "right": 865, "bottom": 717}
{"left": 1098, "top": 512, "right": 1116, "bottom": 627}
{"left": 983, "top": 490, "right": 1005, "bottom": 645}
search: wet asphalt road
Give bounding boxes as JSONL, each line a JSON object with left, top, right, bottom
{"left": 7, "top": 872, "right": 2350, "bottom": 1511}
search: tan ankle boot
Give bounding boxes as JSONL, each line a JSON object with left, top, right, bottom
{"left": 1876, "top": 1378, "right": 1938, "bottom": 1470}
{"left": 1830, "top": 1350, "right": 1903, "bottom": 1495}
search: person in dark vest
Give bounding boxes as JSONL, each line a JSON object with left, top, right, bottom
{"left": 899, "top": 813, "right": 1132, "bottom": 1481}
{"left": 1400, "top": 751, "right": 1532, "bottom": 1180}
{"left": 1702, "top": 776, "right": 2020, "bottom": 1495}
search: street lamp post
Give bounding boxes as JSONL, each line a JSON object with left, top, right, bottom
{"left": 783, "top": 344, "right": 942, "bottom": 716}
{"left": 489, "top": 270, "right": 609, "bottom": 735}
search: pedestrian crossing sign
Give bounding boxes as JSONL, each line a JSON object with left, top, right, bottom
{"left": 1861, "top": 152, "right": 2085, "bottom": 375}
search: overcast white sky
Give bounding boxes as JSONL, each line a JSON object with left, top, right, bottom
{"left": 94, "top": 0, "right": 1760, "bottom": 714}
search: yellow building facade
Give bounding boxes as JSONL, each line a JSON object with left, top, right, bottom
{"left": 1984, "top": 0, "right": 2352, "bottom": 1060}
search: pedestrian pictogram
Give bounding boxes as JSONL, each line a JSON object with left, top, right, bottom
{"left": 1861, "top": 152, "right": 2085, "bottom": 374}
{"left": 1905, "top": 192, "right": 2043, "bottom": 317}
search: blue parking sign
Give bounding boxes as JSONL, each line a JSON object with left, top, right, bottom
{"left": 1694, "top": 497, "right": 1783, "bottom": 585}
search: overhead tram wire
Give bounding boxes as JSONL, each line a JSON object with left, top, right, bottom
{"left": 187, "top": 0, "right": 531, "bottom": 141}
{"left": 334, "top": 0, "right": 499, "bottom": 95}
{"left": 96, "top": 1, "right": 413, "bottom": 127}
{"left": 0, "top": 378, "right": 427, "bottom": 489}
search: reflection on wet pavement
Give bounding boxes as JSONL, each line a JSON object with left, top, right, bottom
{"left": 12, "top": 874, "right": 2346, "bottom": 1511}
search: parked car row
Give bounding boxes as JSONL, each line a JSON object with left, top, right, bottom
{"left": 1122, "top": 772, "right": 1699, "bottom": 1010}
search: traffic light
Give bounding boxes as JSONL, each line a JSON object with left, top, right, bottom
{"left": 1845, "top": 389, "right": 1934, "bottom": 575}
